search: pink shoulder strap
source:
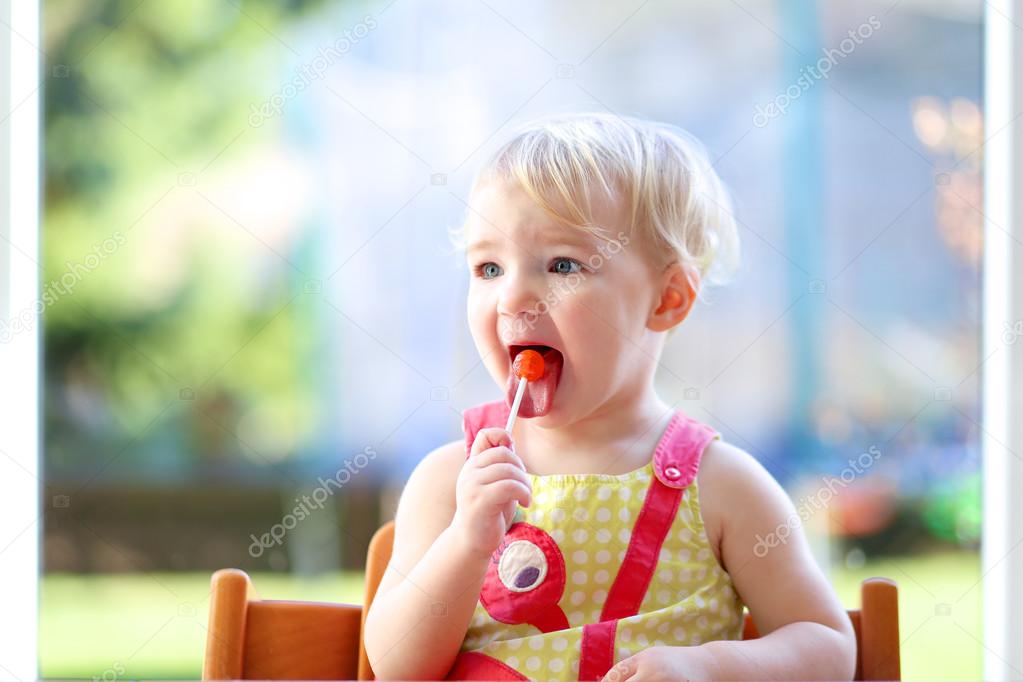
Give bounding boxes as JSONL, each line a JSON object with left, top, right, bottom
{"left": 650, "top": 411, "right": 721, "bottom": 489}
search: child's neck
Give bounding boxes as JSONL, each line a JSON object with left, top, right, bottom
{"left": 513, "top": 387, "right": 675, "bottom": 476}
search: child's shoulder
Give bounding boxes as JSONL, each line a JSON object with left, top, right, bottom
{"left": 697, "top": 438, "right": 787, "bottom": 515}
{"left": 398, "top": 438, "right": 464, "bottom": 516}
{"left": 696, "top": 437, "right": 769, "bottom": 495}
{"left": 406, "top": 438, "right": 464, "bottom": 494}
{"left": 428, "top": 438, "right": 467, "bottom": 476}
{"left": 392, "top": 438, "right": 465, "bottom": 542}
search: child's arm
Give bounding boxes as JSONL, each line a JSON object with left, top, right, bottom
{"left": 363, "top": 429, "right": 531, "bottom": 680}
{"left": 696, "top": 440, "right": 858, "bottom": 680}
{"left": 362, "top": 440, "right": 485, "bottom": 680}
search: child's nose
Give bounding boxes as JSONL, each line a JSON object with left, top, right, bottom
{"left": 496, "top": 272, "right": 544, "bottom": 318}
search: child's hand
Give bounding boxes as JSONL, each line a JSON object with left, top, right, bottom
{"left": 600, "top": 645, "right": 717, "bottom": 682}
{"left": 450, "top": 427, "right": 532, "bottom": 560}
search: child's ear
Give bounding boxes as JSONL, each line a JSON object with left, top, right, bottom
{"left": 648, "top": 261, "right": 700, "bottom": 332}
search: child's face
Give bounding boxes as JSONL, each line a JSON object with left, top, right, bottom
{"left": 464, "top": 177, "right": 666, "bottom": 427}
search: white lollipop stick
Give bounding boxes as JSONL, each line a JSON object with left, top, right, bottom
{"left": 505, "top": 376, "right": 528, "bottom": 434}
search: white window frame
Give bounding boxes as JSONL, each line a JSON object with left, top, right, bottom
{"left": 0, "top": 1, "right": 40, "bottom": 680}
{"left": 983, "top": 2, "right": 1023, "bottom": 679}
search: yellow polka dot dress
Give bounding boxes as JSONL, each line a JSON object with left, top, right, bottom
{"left": 446, "top": 400, "right": 746, "bottom": 681}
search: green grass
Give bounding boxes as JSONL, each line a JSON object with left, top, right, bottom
{"left": 41, "top": 551, "right": 981, "bottom": 680}
{"left": 40, "top": 571, "right": 366, "bottom": 679}
{"left": 831, "top": 550, "right": 982, "bottom": 682}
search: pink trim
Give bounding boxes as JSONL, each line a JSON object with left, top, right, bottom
{"left": 462, "top": 400, "right": 511, "bottom": 458}
{"left": 446, "top": 650, "right": 530, "bottom": 680}
{"left": 579, "top": 619, "right": 618, "bottom": 680}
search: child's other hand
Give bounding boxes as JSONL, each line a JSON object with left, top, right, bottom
{"left": 450, "top": 427, "right": 532, "bottom": 560}
{"left": 600, "top": 645, "right": 717, "bottom": 682}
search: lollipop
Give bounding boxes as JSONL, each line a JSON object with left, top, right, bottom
{"left": 505, "top": 349, "right": 545, "bottom": 433}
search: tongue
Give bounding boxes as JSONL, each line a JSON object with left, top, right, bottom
{"left": 506, "top": 348, "right": 563, "bottom": 418}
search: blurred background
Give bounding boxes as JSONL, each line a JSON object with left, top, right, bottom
{"left": 38, "top": 0, "right": 985, "bottom": 679}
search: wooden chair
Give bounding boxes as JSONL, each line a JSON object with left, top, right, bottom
{"left": 203, "top": 520, "right": 900, "bottom": 680}
{"left": 202, "top": 522, "right": 394, "bottom": 681}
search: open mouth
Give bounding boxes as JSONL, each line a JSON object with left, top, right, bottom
{"left": 505, "top": 344, "right": 564, "bottom": 418}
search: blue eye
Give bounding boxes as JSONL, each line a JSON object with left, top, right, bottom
{"left": 476, "top": 262, "right": 503, "bottom": 279}
{"left": 474, "top": 259, "right": 581, "bottom": 278}
{"left": 551, "top": 258, "right": 582, "bottom": 275}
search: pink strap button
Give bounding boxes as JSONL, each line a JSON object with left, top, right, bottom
{"left": 663, "top": 465, "right": 681, "bottom": 480}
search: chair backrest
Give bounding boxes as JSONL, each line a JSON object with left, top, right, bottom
{"left": 203, "top": 568, "right": 364, "bottom": 681}
{"left": 203, "top": 522, "right": 396, "bottom": 682}
{"left": 205, "top": 519, "right": 900, "bottom": 681}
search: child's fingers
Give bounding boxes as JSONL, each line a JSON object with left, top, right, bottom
{"left": 484, "top": 479, "right": 532, "bottom": 509}
{"left": 600, "top": 656, "right": 638, "bottom": 682}
{"left": 474, "top": 462, "right": 531, "bottom": 493}
{"left": 469, "top": 427, "right": 513, "bottom": 458}
{"left": 471, "top": 445, "right": 525, "bottom": 472}
{"left": 501, "top": 500, "right": 517, "bottom": 529}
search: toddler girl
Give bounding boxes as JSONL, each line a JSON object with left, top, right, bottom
{"left": 364, "top": 113, "right": 856, "bottom": 681}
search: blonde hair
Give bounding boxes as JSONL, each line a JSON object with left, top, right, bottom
{"left": 451, "top": 112, "right": 741, "bottom": 297}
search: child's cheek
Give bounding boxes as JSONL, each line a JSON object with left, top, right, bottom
{"left": 466, "top": 307, "right": 497, "bottom": 364}
{"left": 465, "top": 291, "right": 490, "bottom": 330}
